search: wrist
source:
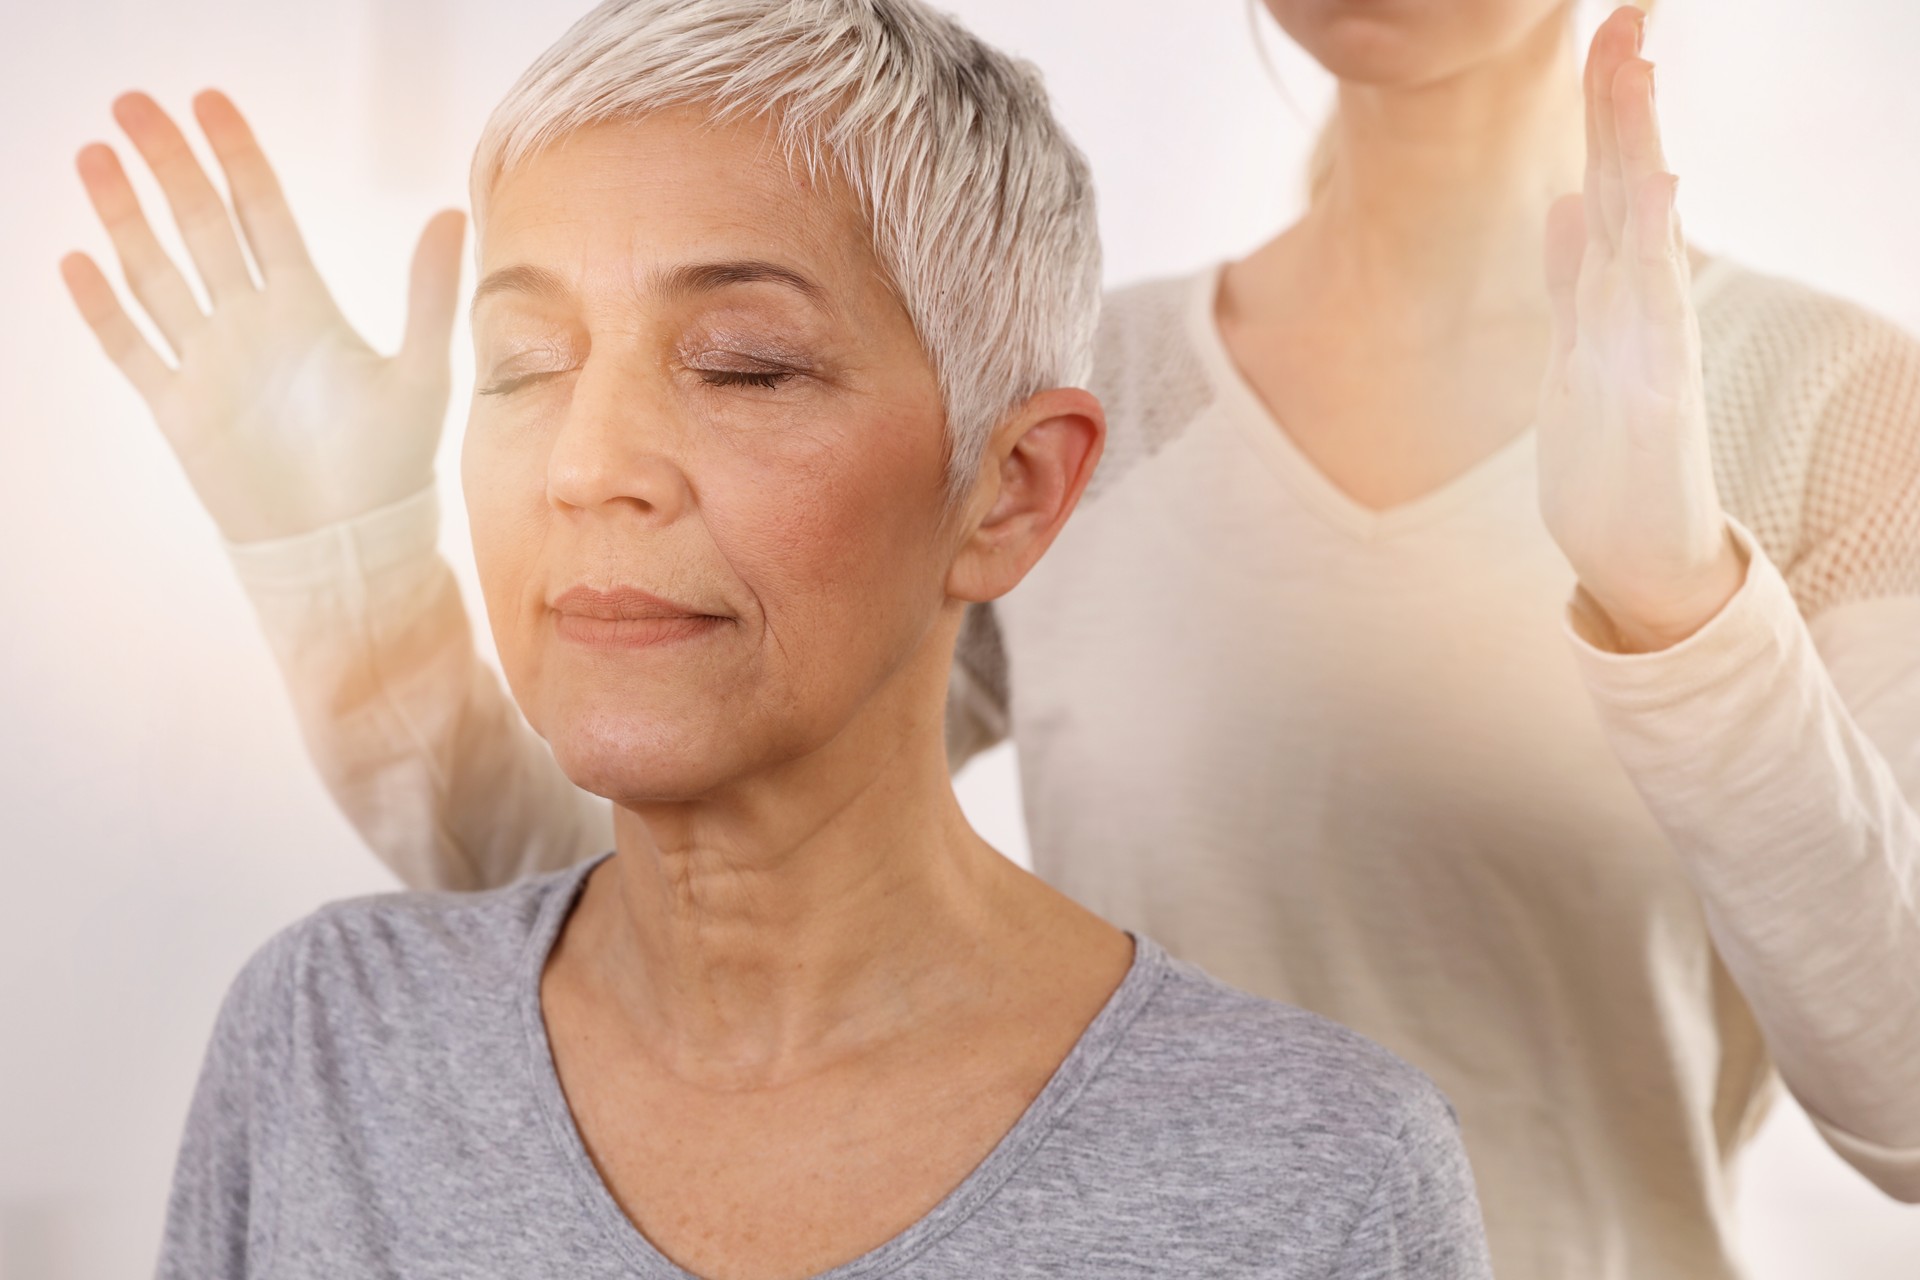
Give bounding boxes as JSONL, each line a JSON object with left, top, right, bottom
{"left": 223, "top": 482, "right": 444, "bottom": 594}
{"left": 210, "top": 468, "right": 439, "bottom": 545}
{"left": 1585, "top": 528, "right": 1749, "bottom": 654}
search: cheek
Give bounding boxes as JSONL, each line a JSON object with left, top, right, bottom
{"left": 710, "top": 407, "right": 949, "bottom": 661}
{"left": 461, "top": 414, "right": 555, "bottom": 664}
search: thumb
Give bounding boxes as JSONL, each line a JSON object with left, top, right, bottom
{"left": 398, "top": 208, "right": 467, "bottom": 376}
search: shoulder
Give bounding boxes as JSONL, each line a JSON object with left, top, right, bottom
{"left": 1103, "top": 943, "right": 1462, "bottom": 1164}
{"left": 1695, "top": 258, "right": 1920, "bottom": 610}
{"left": 1698, "top": 257, "right": 1920, "bottom": 401}
{"left": 1094, "top": 271, "right": 1207, "bottom": 367}
{"left": 229, "top": 860, "right": 591, "bottom": 1032}
{"left": 1043, "top": 943, "right": 1485, "bottom": 1271}
{"left": 1084, "top": 268, "right": 1222, "bottom": 502}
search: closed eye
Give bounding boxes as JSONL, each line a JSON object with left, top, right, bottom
{"left": 477, "top": 366, "right": 798, "bottom": 396}
{"left": 701, "top": 369, "right": 793, "bottom": 390}
{"left": 477, "top": 369, "right": 568, "bottom": 396}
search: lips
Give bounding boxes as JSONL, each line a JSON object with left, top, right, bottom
{"left": 550, "top": 585, "right": 727, "bottom": 649}
{"left": 551, "top": 584, "right": 710, "bottom": 620}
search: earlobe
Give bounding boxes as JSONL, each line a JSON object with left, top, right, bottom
{"left": 946, "top": 387, "right": 1104, "bottom": 604}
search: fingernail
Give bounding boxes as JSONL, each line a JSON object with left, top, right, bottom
{"left": 1632, "top": 6, "right": 1647, "bottom": 52}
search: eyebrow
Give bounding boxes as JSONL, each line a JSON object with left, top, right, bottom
{"left": 469, "top": 257, "right": 829, "bottom": 321}
{"left": 469, "top": 263, "right": 573, "bottom": 319}
{"left": 656, "top": 259, "right": 828, "bottom": 307}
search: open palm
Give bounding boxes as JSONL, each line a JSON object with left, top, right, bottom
{"left": 61, "top": 90, "right": 465, "bottom": 543}
{"left": 1536, "top": 6, "right": 1744, "bottom": 652}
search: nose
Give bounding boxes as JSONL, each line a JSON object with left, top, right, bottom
{"left": 545, "top": 356, "right": 692, "bottom": 523}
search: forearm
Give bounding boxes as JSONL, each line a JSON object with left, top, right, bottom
{"left": 1570, "top": 519, "right": 1920, "bottom": 1198}
{"left": 226, "top": 485, "right": 612, "bottom": 891}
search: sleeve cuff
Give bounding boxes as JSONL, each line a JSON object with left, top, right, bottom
{"left": 1806, "top": 1107, "right": 1920, "bottom": 1204}
{"left": 1563, "top": 517, "right": 1805, "bottom": 711}
{"left": 221, "top": 484, "right": 443, "bottom": 595}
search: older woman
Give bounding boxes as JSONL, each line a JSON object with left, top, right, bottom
{"left": 117, "top": 1, "right": 1490, "bottom": 1276}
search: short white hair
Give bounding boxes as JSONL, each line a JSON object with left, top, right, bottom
{"left": 470, "top": 0, "right": 1102, "bottom": 502}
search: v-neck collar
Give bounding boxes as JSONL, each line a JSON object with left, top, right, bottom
{"left": 1186, "top": 255, "right": 1739, "bottom": 544}
{"left": 516, "top": 852, "right": 1171, "bottom": 1280}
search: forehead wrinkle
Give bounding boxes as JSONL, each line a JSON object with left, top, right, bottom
{"left": 474, "top": 123, "right": 885, "bottom": 331}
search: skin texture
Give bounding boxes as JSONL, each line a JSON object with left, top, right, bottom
{"left": 1228, "top": 1, "right": 1741, "bottom": 651}
{"left": 465, "top": 111, "right": 1131, "bottom": 1280}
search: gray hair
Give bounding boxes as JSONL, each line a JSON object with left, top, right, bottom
{"left": 469, "top": 0, "right": 1102, "bottom": 502}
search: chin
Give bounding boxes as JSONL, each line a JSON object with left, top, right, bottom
{"left": 1304, "top": 25, "right": 1451, "bottom": 87}
{"left": 1265, "top": 0, "right": 1569, "bottom": 89}
{"left": 544, "top": 705, "right": 746, "bottom": 806}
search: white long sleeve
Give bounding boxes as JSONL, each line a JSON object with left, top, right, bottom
{"left": 1568, "top": 519, "right": 1920, "bottom": 1201}
{"left": 223, "top": 484, "right": 612, "bottom": 890}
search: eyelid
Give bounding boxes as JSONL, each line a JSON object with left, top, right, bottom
{"left": 684, "top": 341, "right": 813, "bottom": 368}
{"left": 480, "top": 332, "right": 578, "bottom": 371}
{"left": 477, "top": 367, "right": 574, "bottom": 396}
{"left": 477, "top": 336, "right": 581, "bottom": 392}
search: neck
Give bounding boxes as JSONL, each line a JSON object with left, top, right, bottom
{"left": 1288, "top": 10, "right": 1585, "bottom": 313}
{"left": 569, "top": 626, "right": 1018, "bottom": 1086}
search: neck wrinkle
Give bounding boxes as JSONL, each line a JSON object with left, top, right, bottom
{"left": 572, "top": 630, "right": 1014, "bottom": 1089}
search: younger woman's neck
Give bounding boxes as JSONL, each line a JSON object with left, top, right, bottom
{"left": 1292, "top": 14, "right": 1586, "bottom": 310}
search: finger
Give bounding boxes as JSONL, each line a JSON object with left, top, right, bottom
{"left": 399, "top": 209, "right": 467, "bottom": 376}
{"left": 191, "top": 89, "right": 316, "bottom": 280}
{"left": 112, "top": 91, "right": 257, "bottom": 302}
{"left": 1582, "top": 7, "right": 1644, "bottom": 251}
{"left": 1542, "top": 193, "right": 1586, "bottom": 377}
{"left": 1628, "top": 171, "right": 1689, "bottom": 391}
{"left": 60, "top": 251, "right": 174, "bottom": 403}
{"left": 1611, "top": 58, "right": 1669, "bottom": 206}
{"left": 75, "top": 142, "right": 206, "bottom": 351}
{"left": 1579, "top": 15, "right": 1608, "bottom": 250}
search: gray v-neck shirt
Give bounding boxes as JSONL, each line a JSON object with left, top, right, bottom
{"left": 156, "top": 855, "right": 1491, "bottom": 1279}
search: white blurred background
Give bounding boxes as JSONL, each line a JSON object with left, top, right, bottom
{"left": 3, "top": 1, "right": 1918, "bottom": 1275}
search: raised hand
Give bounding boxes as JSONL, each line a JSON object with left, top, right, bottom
{"left": 61, "top": 90, "right": 466, "bottom": 543}
{"left": 1536, "top": 6, "right": 1746, "bottom": 653}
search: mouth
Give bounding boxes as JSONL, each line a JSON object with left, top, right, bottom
{"left": 549, "top": 585, "right": 730, "bottom": 650}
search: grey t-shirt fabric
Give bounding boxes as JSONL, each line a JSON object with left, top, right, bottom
{"left": 156, "top": 854, "right": 1492, "bottom": 1279}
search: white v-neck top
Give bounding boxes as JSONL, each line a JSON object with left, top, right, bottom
{"left": 1190, "top": 261, "right": 1556, "bottom": 543}
{"left": 954, "top": 258, "right": 1920, "bottom": 1278}
{"left": 221, "top": 254, "right": 1920, "bottom": 1279}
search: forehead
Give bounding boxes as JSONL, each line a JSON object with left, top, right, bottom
{"left": 478, "top": 110, "right": 874, "bottom": 287}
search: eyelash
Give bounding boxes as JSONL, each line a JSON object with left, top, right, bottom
{"left": 476, "top": 368, "right": 795, "bottom": 396}
{"left": 702, "top": 369, "right": 792, "bottom": 390}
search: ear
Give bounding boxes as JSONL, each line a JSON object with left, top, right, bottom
{"left": 946, "top": 386, "right": 1105, "bottom": 604}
